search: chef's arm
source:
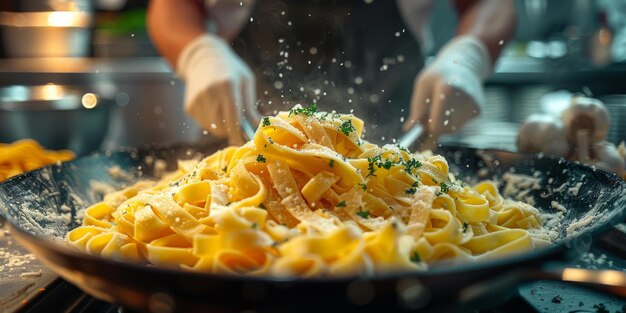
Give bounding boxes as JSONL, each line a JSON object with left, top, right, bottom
{"left": 454, "top": 0, "right": 516, "bottom": 65}
{"left": 147, "top": 0, "right": 206, "bottom": 70}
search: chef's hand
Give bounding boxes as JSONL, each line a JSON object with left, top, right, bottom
{"left": 403, "top": 36, "right": 491, "bottom": 141}
{"left": 177, "top": 33, "right": 259, "bottom": 145}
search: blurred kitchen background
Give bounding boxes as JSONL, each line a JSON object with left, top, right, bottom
{"left": 0, "top": 0, "right": 625, "bottom": 155}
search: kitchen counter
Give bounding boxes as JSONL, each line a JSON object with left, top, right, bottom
{"left": 0, "top": 223, "right": 57, "bottom": 312}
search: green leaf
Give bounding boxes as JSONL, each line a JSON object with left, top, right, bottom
{"left": 440, "top": 181, "right": 450, "bottom": 193}
{"left": 356, "top": 210, "right": 370, "bottom": 218}
{"left": 410, "top": 252, "right": 421, "bottom": 263}
{"left": 339, "top": 119, "right": 356, "bottom": 136}
{"left": 289, "top": 103, "right": 318, "bottom": 116}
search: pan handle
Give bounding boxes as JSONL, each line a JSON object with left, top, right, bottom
{"left": 458, "top": 263, "right": 626, "bottom": 308}
{"left": 542, "top": 263, "right": 626, "bottom": 296}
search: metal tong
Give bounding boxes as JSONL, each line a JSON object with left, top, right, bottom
{"left": 398, "top": 123, "right": 437, "bottom": 152}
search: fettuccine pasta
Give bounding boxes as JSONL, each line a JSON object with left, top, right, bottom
{"left": 68, "top": 105, "right": 550, "bottom": 276}
{"left": 0, "top": 139, "right": 74, "bottom": 182}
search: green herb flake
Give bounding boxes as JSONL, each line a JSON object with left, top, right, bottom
{"left": 410, "top": 252, "right": 421, "bottom": 263}
{"left": 440, "top": 181, "right": 450, "bottom": 193}
{"left": 222, "top": 166, "right": 228, "bottom": 173}
{"left": 336, "top": 201, "right": 347, "bottom": 207}
{"left": 259, "top": 203, "right": 266, "bottom": 210}
{"left": 289, "top": 103, "right": 318, "bottom": 117}
{"left": 551, "top": 295, "right": 562, "bottom": 304}
{"left": 358, "top": 183, "right": 367, "bottom": 191}
{"left": 397, "top": 144, "right": 410, "bottom": 153}
{"left": 412, "top": 181, "right": 419, "bottom": 188}
{"left": 365, "top": 157, "right": 378, "bottom": 178}
{"left": 462, "top": 222, "right": 469, "bottom": 233}
{"left": 256, "top": 154, "right": 267, "bottom": 163}
{"left": 403, "top": 159, "right": 422, "bottom": 173}
{"left": 377, "top": 159, "right": 394, "bottom": 170}
{"left": 262, "top": 116, "right": 271, "bottom": 127}
{"left": 405, "top": 188, "right": 416, "bottom": 195}
{"left": 268, "top": 137, "right": 274, "bottom": 144}
{"left": 329, "top": 159, "right": 335, "bottom": 168}
{"left": 339, "top": 119, "right": 356, "bottom": 136}
{"left": 251, "top": 222, "right": 258, "bottom": 229}
{"left": 356, "top": 210, "right": 370, "bottom": 219}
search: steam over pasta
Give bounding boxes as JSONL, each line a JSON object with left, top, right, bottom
{"left": 68, "top": 105, "right": 550, "bottom": 276}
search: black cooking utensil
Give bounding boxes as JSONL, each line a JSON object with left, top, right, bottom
{"left": 0, "top": 144, "right": 624, "bottom": 313}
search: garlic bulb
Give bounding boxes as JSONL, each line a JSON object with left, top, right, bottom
{"left": 590, "top": 141, "right": 626, "bottom": 178}
{"left": 517, "top": 114, "right": 569, "bottom": 157}
{"left": 561, "top": 96, "right": 610, "bottom": 144}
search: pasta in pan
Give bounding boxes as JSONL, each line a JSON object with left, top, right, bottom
{"left": 0, "top": 139, "right": 74, "bottom": 182}
{"left": 68, "top": 105, "right": 550, "bottom": 276}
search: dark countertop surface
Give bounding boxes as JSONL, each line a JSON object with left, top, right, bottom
{"left": 0, "top": 223, "right": 57, "bottom": 312}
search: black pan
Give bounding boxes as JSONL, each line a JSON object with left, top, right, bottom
{"left": 0, "top": 144, "right": 625, "bottom": 312}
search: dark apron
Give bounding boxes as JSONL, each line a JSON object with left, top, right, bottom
{"left": 233, "top": 0, "right": 423, "bottom": 143}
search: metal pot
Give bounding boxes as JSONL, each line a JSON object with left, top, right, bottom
{"left": 0, "top": 11, "right": 92, "bottom": 58}
{"left": 0, "top": 84, "right": 113, "bottom": 155}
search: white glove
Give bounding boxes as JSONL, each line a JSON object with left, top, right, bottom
{"left": 177, "top": 33, "right": 259, "bottom": 145}
{"left": 404, "top": 36, "right": 491, "bottom": 139}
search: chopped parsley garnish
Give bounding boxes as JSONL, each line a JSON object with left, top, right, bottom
{"left": 268, "top": 137, "right": 274, "bottom": 144}
{"left": 222, "top": 166, "right": 227, "bottom": 173}
{"left": 410, "top": 252, "right": 421, "bottom": 263}
{"left": 412, "top": 181, "right": 419, "bottom": 188}
{"left": 289, "top": 103, "right": 317, "bottom": 116}
{"left": 262, "top": 116, "right": 271, "bottom": 126}
{"left": 366, "top": 161, "right": 377, "bottom": 178}
{"left": 462, "top": 222, "right": 469, "bottom": 233}
{"left": 339, "top": 119, "right": 356, "bottom": 136}
{"left": 356, "top": 209, "right": 370, "bottom": 219}
{"left": 256, "top": 154, "right": 266, "bottom": 163}
{"left": 440, "top": 181, "right": 450, "bottom": 193}
{"left": 251, "top": 222, "right": 258, "bottom": 229}
{"left": 405, "top": 188, "right": 416, "bottom": 195}
{"left": 551, "top": 295, "right": 562, "bottom": 304}
{"left": 403, "top": 159, "right": 422, "bottom": 173}
{"left": 259, "top": 203, "right": 266, "bottom": 210}
{"left": 336, "top": 201, "right": 347, "bottom": 207}
{"left": 397, "top": 144, "right": 410, "bottom": 153}
{"left": 358, "top": 183, "right": 367, "bottom": 191}
{"left": 378, "top": 159, "right": 394, "bottom": 170}
{"left": 329, "top": 159, "right": 335, "bottom": 168}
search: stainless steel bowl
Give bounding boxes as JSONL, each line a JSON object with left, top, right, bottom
{"left": 0, "top": 85, "right": 113, "bottom": 155}
{"left": 0, "top": 11, "right": 92, "bottom": 58}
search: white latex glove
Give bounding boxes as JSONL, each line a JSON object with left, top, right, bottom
{"left": 404, "top": 36, "right": 491, "bottom": 140}
{"left": 177, "top": 33, "right": 259, "bottom": 145}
